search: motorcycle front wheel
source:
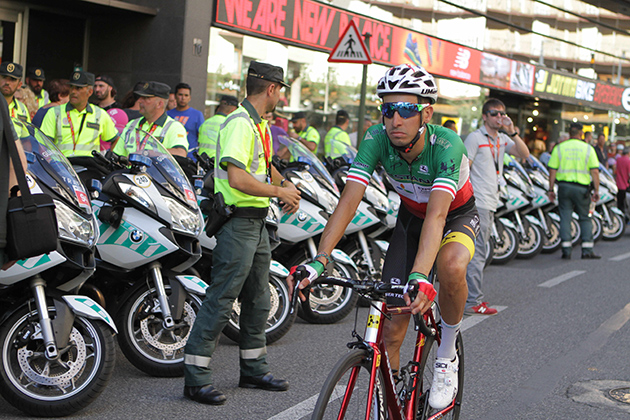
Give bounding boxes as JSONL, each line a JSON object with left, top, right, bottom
{"left": 0, "top": 306, "right": 115, "bottom": 417}
{"left": 117, "top": 284, "right": 202, "bottom": 377}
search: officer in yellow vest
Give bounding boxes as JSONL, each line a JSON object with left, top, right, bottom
{"left": 0, "top": 62, "right": 30, "bottom": 130}
{"left": 324, "top": 109, "right": 352, "bottom": 158}
{"left": 25, "top": 67, "right": 50, "bottom": 109}
{"left": 547, "top": 122, "right": 601, "bottom": 259}
{"left": 197, "top": 94, "right": 238, "bottom": 160}
{"left": 289, "top": 111, "right": 320, "bottom": 152}
{"left": 114, "top": 82, "right": 188, "bottom": 157}
{"left": 40, "top": 70, "right": 118, "bottom": 157}
{"left": 183, "top": 61, "right": 301, "bottom": 406}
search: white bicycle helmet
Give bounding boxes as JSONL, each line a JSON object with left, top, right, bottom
{"left": 376, "top": 64, "right": 438, "bottom": 104}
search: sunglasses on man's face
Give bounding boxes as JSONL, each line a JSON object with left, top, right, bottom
{"left": 486, "top": 109, "right": 506, "bottom": 117}
{"left": 379, "top": 102, "right": 430, "bottom": 119}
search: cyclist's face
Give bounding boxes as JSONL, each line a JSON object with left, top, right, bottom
{"left": 382, "top": 93, "right": 432, "bottom": 146}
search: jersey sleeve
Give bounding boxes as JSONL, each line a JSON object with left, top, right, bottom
{"left": 432, "top": 129, "right": 468, "bottom": 200}
{"left": 218, "top": 117, "right": 252, "bottom": 171}
{"left": 162, "top": 120, "right": 189, "bottom": 151}
{"left": 100, "top": 111, "right": 119, "bottom": 143}
{"left": 346, "top": 128, "right": 380, "bottom": 187}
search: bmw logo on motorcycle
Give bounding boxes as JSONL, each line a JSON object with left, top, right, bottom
{"left": 130, "top": 230, "right": 144, "bottom": 243}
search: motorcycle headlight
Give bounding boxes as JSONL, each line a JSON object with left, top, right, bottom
{"left": 164, "top": 197, "right": 202, "bottom": 236}
{"left": 54, "top": 200, "right": 96, "bottom": 246}
{"left": 118, "top": 182, "right": 156, "bottom": 213}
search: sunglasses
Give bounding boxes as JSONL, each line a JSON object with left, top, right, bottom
{"left": 379, "top": 102, "right": 430, "bottom": 119}
{"left": 487, "top": 109, "right": 507, "bottom": 117}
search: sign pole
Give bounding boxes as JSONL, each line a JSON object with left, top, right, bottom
{"left": 357, "top": 32, "right": 371, "bottom": 148}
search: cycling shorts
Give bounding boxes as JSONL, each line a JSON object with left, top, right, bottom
{"left": 382, "top": 198, "right": 479, "bottom": 305}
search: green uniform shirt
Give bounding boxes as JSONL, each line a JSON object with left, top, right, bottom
{"left": 215, "top": 99, "right": 271, "bottom": 209}
{"left": 324, "top": 126, "right": 351, "bottom": 157}
{"left": 299, "top": 125, "right": 320, "bottom": 148}
{"left": 114, "top": 113, "right": 189, "bottom": 155}
{"left": 198, "top": 113, "right": 227, "bottom": 160}
{"left": 548, "top": 138, "right": 599, "bottom": 186}
{"left": 40, "top": 103, "right": 118, "bottom": 157}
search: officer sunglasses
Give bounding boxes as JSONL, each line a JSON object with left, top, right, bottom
{"left": 487, "top": 109, "right": 507, "bottom": 117}
{"left": 379, "top": 102, "right": 430, "bottom": 119}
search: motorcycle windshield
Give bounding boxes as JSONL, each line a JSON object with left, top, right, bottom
{"left": 328, "top": 139, "right": 358, "bottom": 162}
{"left": 276, "top": 135, "right": 338, "bottom": 194}
{"left": 12, "top": 118, "right": 92, "bottom": 212}
{"left": 117, "top": 128, "right": 197, "bottom": 205}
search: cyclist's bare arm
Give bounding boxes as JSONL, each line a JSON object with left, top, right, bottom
{"left": 287, "top": 181, "right": 366, "bottom": 291}
{"left": 407, "top": 189, "right": 452, "bottom": 315}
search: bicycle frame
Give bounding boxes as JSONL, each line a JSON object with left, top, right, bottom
{"left": 343, "top": 300, "right": 445, "bottom": 420}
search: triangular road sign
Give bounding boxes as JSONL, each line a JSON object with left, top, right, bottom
{"left": 328, "top": 20, "right": 372, "bottom": 64}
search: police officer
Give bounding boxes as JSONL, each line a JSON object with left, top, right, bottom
{"left": 40, "top": 70, "right": 118, "bottom": 157}
{"left": 547, "top": 122, "right": 601, "bottom": 259}
{"left": 289, "top": 111, "right": 320, "bottom": 152}
{"left": 115, "top": 82, "right": 188, "bottom": 157}
{"left": 0, "top": 62, "right": 30, "bottom": 128}
{"left": 25, "top": 67, "right": 50, "bottom": 109}
{"left": 197, "top": 94, "right": 238, "bottom": 160}
{"left": 183, "top": 61, "right": 301, "bottom": 406}
{"left": 324, "top": 109, "right": 352, "bottom": 158}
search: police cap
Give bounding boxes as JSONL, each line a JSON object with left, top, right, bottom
{"left": 291, "top": 111, "right": 306, "bottom": 122}
{"left": 27, "top": 66, "right": 45, "bottom": 81}
{"left": 219, "top": 95, "right": 239, "bottom": 107}
{"left": 0, "top": 62, "right": 23, "bottom": 79}
{"left": 69, "top": 70, "right": 95, "bottom": 87}
{"left": 248, "top": 61, "right": 290, "bottom": 88}
{"left": 134, "top": 81, "right": 170, "bottom": 99}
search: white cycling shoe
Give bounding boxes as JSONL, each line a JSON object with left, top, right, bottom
{"left": 428, "top": 355, "right": 458, "bottom": 410}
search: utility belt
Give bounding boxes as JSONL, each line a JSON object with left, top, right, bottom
{"left": 204, "top": 192, "right": 268, "bottom": 237}
{"left": 558, "top": 181, "right": 590, "bottom": 189}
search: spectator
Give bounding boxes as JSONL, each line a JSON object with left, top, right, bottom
{"left": 15, "top": 86, "right": 38, "bottom": 120}
{"left": 584, "top": 131, "right": 594, "bottom": 146}
{"left": 32, "top": 79, "right": 70, "bottom": 127}
{"left": 615, "top": 147, "right": 630, "bottom": 221}
{"left": 93, "top": 75, "right": 121, "bottom": 111}
{"left": 25, "top": 66, "right": 49, "bottom": 109}
{"left": 443, "top": 119, "right": 457, "bottom": 133}
{"left": 167, "top": 92, "right": 177, "bottom": 111}
{"left": 348, "top": 117, "right": 373, "bottom": 148}
{"left": 167, "top": 82, "right": 205, "bottom": 158}
{"left": 122, "top": 82, "right": 143, "bottom": 120}
{"left": 264, "top": 111, "right": 291, "bottom": 160}
{"left": 464, "top": 98, "right": 529, "bottom": 315}
{"left": 593, "top": 133, "right": 607, "bottom": 168}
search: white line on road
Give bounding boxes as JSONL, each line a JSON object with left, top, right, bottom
{"left": 609, "top": 251, "right": 630, "bottom": 261}
{"left": 267, "top": 386, "right": 344, "bottom": 420}
{"left": 538, "top": 270, "right": 585, "bottom": 288}
{"left": 461, "top": 305, "right": 507, "bottom": 331}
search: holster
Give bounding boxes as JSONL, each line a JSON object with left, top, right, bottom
{"left": 204, "top": 192, "right": 235, "bottom": 238}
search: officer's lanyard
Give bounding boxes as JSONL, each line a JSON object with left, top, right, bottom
{"left": 67, "top": 111, "right": 88, "bottom": 152}
{"left": 255, "top": 123, "right": 272, "bottom": 181}
{"left": 484, "top": 133, "right": 501, "bottom": 175}
{"left": 136, "top": 123, "right": 158, "bottom": 150}
{"left": 10, "top": 99, "right": 16, "bottom": 118}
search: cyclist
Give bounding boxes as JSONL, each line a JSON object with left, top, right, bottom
{"left": 288, "top": 64, "right": 479, "bottom": 410}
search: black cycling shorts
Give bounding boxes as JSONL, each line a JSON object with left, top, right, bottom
{"left": 382, "top": 199, "right": 480, "bottom": 305}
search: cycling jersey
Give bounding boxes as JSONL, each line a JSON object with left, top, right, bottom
{"left": 347, "top": 123, "right": 474, "bottom": 218}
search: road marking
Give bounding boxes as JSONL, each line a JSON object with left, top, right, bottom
{"left": 538, "top": 270, "right": 585, "bottom": 288}
{"left": 461, "top": 306, "right": 507, "bottom": 331}
{"left": 267, "top": 389, "right": 325, "bottom": 420}
{"left": 609, "top": 251, "right": 630, "bottom": 261}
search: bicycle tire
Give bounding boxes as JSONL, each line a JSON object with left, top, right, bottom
{"left": 416, "top": 329, "right": 464, "bottom": 420}
{"left": 312, "top": 349, "right": 388, "bottom": 420}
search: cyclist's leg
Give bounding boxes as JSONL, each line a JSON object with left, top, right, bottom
{"left": 381, "top": 205, "right": 419, "bottom": 372}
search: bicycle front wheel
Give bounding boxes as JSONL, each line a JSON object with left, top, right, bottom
{"left": 416, "top": 330, "right": 464, "bottom": 420}
{"left": 312, "top": 349, "right": 388, "bottom": 420}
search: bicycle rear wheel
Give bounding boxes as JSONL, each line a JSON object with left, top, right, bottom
{"left": 312, "top": 349, "right": 388, "bottom": 420}
{"left": 416, "top": 327, "right": 464, "bottom": 420}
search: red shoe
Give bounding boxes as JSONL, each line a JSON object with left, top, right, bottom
{"left": 465, "top": 302, "right": 497, "bottom": 315}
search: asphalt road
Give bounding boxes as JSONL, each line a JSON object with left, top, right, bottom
{"left": 3, "top": 230, "right": 630, "bottom": 419}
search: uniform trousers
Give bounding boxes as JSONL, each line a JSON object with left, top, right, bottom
{"left": 558, "top": 182, "right": 593, "bottom": 251}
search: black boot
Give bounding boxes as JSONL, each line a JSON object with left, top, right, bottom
{"left": 561, "top": 247, "right": 571, "bottom": 260}
{"left": 581, "top": 249, "right": 601, "bottom": 259}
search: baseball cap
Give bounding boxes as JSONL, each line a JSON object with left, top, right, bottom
{"left": 247, "top": 61, "right": 290, "bottom": 88}
{"left": 219, "top": 95, "right": 239, "bottom": 107}
{"left": 291, "top": 111, "right": 306, "bottom": 122}
{"left": 134, "top": 81, "right": 171, "bottom": 99}
{"left": 95, "top": 75, "right": 116, "bottom": 90}
{"left": 27, "top": 66, "right": 45, "bottom": 80}
{"left": 69, "top": 70, "right": 95, "bottom": 87}
{"left": 0, "top": 62, "right": 23, "bottom": 79}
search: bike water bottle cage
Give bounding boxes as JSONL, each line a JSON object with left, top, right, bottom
{"left": 388, "top": 125, "right": 426, "bottom": 154}
{"left": 379, "top": 102, "right": 430, "bottom": 119}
